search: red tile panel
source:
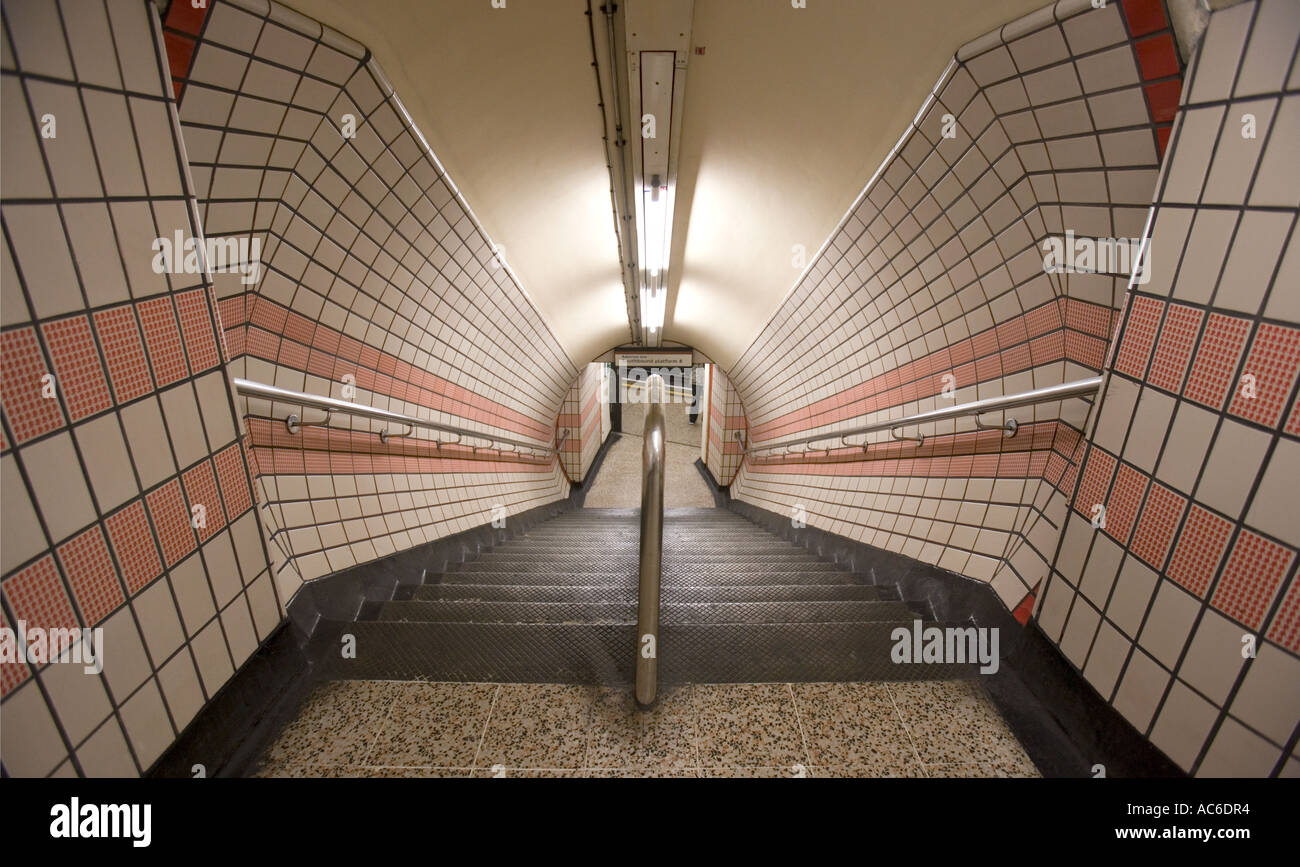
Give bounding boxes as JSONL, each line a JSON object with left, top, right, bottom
{"left": 1146, "top": 303, "right": 1203, "bottom": 393}
{"left": 1113, "top": 296, "right": 1164, "bottom": 379}
{"left": 103, "top": 500, "right": 163, "bottom": 596}
{"left": 1122, "top": 0, "right": 1169, "bottom": 38}
{"left": 1105, "top": 462, "right": 1149, "bottom": 545}
{"left": 1227, "top": 323, "right": 1300, "bottom": 428}
{"left": 182, "top": 459, "right": 226, "bottom": 541}
{"left": 42, "top": 316, "right": 112, "bottom": 422}
{"left": 145, "top": 479, "right": 196, "bottom": 567}
{"left": 55, "top": 526, "right": 124, "bottom": 627}
{"left": 1166, "top": 504, "right": 1233, "bottom": 598}
{"left": 2, "top": 555, "right": 79, "bottom": 632}
{"left": 1211, "top": 530, "right": 1296, "bottom": 630}
{"left": 1183, "top": 313, "right": 1251, "bottom": 410}
{"left": 0, "top": 326, "right": 67, "bottom": 444}
{"left": 1130, "top": 482, "right": 1186, "bottom": 570}
{"left": 174, "top": 289, "right": 221, "bottom": 373}
{"left": 136, "top": 297, "right": 190, "bottom": 388}
{"left": 92, "top": 306, "right": 154, "bottom": 403}
{"left": 213, "top": 443, "right": 254, "bottom": 518}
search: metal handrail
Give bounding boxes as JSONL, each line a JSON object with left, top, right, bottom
{"left": 635, "top": 374, "right": 666, "bottom": 707}
{"left": 745, "top": 376, "right": 1103, "bottom": 458}
{"left": 232, "top": 378, "right": 559, "bottom": 456}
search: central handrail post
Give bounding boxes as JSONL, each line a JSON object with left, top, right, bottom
{"left": 636, "top": 374, "right": 666, "bottom": 707}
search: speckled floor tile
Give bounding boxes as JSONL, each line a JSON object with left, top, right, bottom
{"left": 585, "top": 685, "right": 697, "bottom": 770}
{"left": 260, "top": 680, "right": 402, "bottom": 768}
{"left": 693, "top": 683, "right": 808, "bottom": 769}
{"left": 255, "top": 678, "right": 1041, "bottom": 779}
{"left": 792, "top": 682, "right": 923, "bottom": 775}
{"left": 579, "top": 767, "right": 701, "bottom": 778}
{"left": 808, "top": 763, "right": 925, "bottom": 778}
{"left": 924, "top": 761, "right": 1041, "bottom": 778}
{"left": 700, "top": 765, "right": 810, "bottom": 778}
{"left": 470, "top": 767, "right": 578, "bottom": 778}
{"left": 365, "top": 681, "right": 498, "bottom": 768}
{"left": 888, "top": 680, "right": 1038, "bottom": 774}
{"left": 475, "top": 683, "right": 595, "bottom": 769}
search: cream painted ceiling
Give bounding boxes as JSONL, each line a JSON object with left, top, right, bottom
{"left": 284, "top": 0, "right": 1046, "bottom": 369}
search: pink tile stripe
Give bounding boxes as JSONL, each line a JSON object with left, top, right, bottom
{"left": 749, "top": 298, "right": 1114, "bottom": 442}
{"left": 228, "top": 296, "right": 553, "bottom": 443}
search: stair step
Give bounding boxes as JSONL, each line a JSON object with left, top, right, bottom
{"left": 499, "top": 541, "right": 802, "bottom": 552}
{"left": 373, "top": 599, "right": 917, "bottom": 625}
{"left": 319, "top": 620, "right": 980, "bottom": 683}
{"left": 451, "top": 559, "right": 844, "bottom": 574}
{"left": 473, "top": 553, "right": 827, "bottom": 565}
{"left": 433, "top": 570, "right": 860, "bottom": 585}
{"left": 412, "top": 583, "right": 892, "bottom": 604}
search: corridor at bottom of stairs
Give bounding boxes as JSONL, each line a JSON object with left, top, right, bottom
{"left": 255, "top": 507, "right": 1039, "bottom": 777}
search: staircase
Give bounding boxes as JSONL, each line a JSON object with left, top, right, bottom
{"left": 319, "top": 507, "right": 978, "bottom": 684}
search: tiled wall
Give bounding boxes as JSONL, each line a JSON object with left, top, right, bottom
{"left": 730, "top": 0, "right": 1185, "bottom": 612}
{"left": 1036, "top": 0, "right": 1300, "bottom": 776}
{"left": 704, "top": 364, "right": 746, "bottom": 486}
{"left": 0, "top": 0, "right": 277, "bottom": 777}
{"left": 558, "top": 362, "right": 608, "bottom": 483}
{"left": 166, "top": 0, "right": 577, "bottom": 601}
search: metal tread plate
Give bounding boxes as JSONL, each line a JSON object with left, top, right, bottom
{"left": 375, "top": 599, "right": 917, "bottom": 625}
{"left": 413, "top": 583, "right": 890, "bottom": 604}
{"left": 317, "top": 620, "right": 979, "bottom": 683}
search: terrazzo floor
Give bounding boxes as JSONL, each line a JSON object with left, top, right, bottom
{"left": 255, "top": 679, "right": 1040, "bottom": 778}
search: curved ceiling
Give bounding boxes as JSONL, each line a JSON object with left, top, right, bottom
{"left": 284, "top": 0, "right": 1047, "bottom": 368}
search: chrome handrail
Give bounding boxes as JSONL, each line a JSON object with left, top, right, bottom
{"left": 635, "top": 373, "right": 666, "bottom": 707}
{"left": 232, "top": 378, "right": 559, "bottom": 456}
{"left": 744, "top": 376, "right": 1103, "bottom": 458}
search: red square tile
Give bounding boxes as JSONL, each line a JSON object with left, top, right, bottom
{"left": 145, "top": 479, "right": 196, "bottom": 567}
{"left": 162, "top": 31, "right": 194, "bottom": 84}
{"left": 1, "top": 555, "right": 79, "bottom": 632}
{"left": 41, "top": 315, "right": 112, "bottom": 423}
{"left": 1227, "top": 323, "right": 1300, "bottom": 428}
{"left": 174, "top": 289, "right": 220, "bottom": 374}
{"left": 1184, "top": 313, "right": 1251, "bottom": 410}
{"left": 0, "top": 609, "right": 31, "bottom": 696}
{"left": 0, "top": 326, "right": 67, "bottom": 444}
{"left": 1145, "top": 80, "right": 1182, "bottom": 124}
{"left": 1074, "top": 447, "right": 1117, "bottom": 517}
{"left": 1211, "top": 530, "right": 1296, "bottom": 630}
{"left": 92, "top": 305, "right": 154, "bottom": 403}
{"left": 1130, "top": 482, "right": 1187, "bottom": 570}
{"left": 104, "top": 500, "right": 163, "bottom": 595}
{"left": 182, "top": 459, "right": 226, "bottom": 542}
{"left": 1123, "top": 0, "right": 1169, "bottom": 37}
{"left": 1266, "top": 578, "right": 1300, "bottom": 654}
{"left": 136, "top": 297, "right": 190, "bottom": 388}
{"left": 1135, "top": 33, "right": 1179, "bottom": 81}
{"left": 164, "top": 0, "right": 208, "bottom": 35}
{"left": 1105, "top": 462, "right": 1149, "bottom": 545}
{"left": 1146, "top": 303, "right": 1203, "bottom": 393}
{"left": 213, "top": 442, "right": 254, "bottom": 517}
{"left": 55, "top": 526, "right": 124, "bottom": 627}
{"left": 1113, "top": 296, "right": 1164, "bottom": 380}
{"left": 1166, "top": 504, "right": 1233, "bottom": 597}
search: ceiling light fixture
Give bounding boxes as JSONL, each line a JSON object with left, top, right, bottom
{"left": 640, "top": 285, "right": 666, "bottom": 332}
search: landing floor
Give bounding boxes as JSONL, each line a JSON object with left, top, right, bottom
{"left": 255, "top": 679, "right": 1039, "bottom": 778}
